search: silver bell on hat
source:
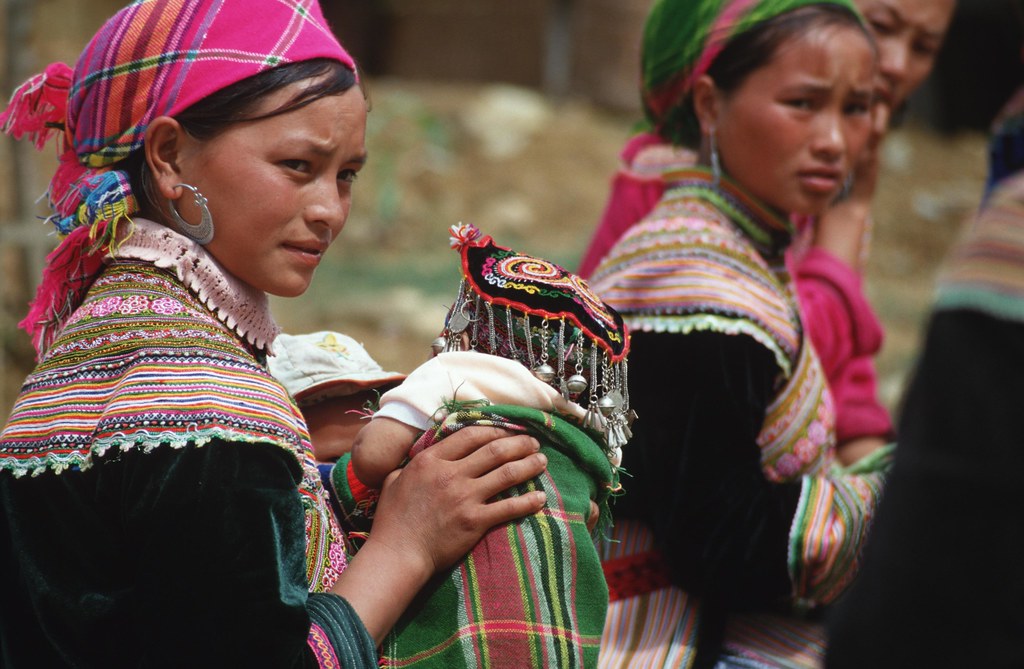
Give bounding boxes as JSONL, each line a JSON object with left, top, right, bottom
{"left": 533, "top": 363, "right": 556, "bottom": 383}
{"left": 566, "top": 374, "right": 588, "bottom": 395}
{"left": 597, "top": 392, "right": 621, "bottom": 417}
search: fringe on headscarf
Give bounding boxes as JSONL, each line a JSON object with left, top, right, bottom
{"left": 17, "top": 171, "right": 137, "bottom": 359}
{"left": 0, "top": 62, "right": 72, "bottom": 150}
{"left": 2, "top": 60, "right": 138, "bottom": 359}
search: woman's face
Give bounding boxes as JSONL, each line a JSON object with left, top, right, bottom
{"left": 711, "top": 25, "right": 875, "bottom": 217}
{"left": 174, "top": 82, "right": 368, "bottom": 297}
{"left": 855, "top": 0, "right": 955, "bottom": 109}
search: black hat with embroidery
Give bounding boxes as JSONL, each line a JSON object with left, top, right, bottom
{"left": 435, "top": 223, "right": 633, "bottom": 453}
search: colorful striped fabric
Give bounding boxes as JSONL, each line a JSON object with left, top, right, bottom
{"left": 591, "top": 168, "right": 800, "bottom": 377}
{"left": 788, "top": 446, "right": 891, "bottom": 609}
{"left": 367, "top": 404, "right": 614, "bottom": 668}
{"left": 936, "top": 170, "right": 1024, "bottom": 322}
{"left": 66, "top": 0, "right": 353, "bottom": 168}
{"left": 720, "top": 613, "right": 825, "bottom": 667}
{"left": 591, "top": 169, "right": 890, "bottom": 667}
{"left": 0, "top": 258, "right": 346, "bottom": 593}
{"left": 598, "top": 520, "right": 700, "bottom": 669}
{"left": 759, "top": 340, "right": 835, "bottom": 482}
{"left": 721, "top": 448, "right": 891, "bottom": 668}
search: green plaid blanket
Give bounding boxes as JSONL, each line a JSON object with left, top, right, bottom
{"left": 334, "top": 403, "right": 615, "bottom": 668}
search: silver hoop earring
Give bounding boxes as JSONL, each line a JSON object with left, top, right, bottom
{"left": 168, "top": 183, "right": 214, "bottom": 245}
{"left": 710, "top": 128, "right": 722, "bottom": 188}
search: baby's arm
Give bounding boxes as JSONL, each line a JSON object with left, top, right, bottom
{"left": 351, "top": 416, "right": 421, "bottom": 488}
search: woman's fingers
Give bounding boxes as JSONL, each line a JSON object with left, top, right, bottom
{"left": 371, "top": 435, "right": 547, "bottom": 574}
{"left": 474, "top": 485, "right": 547, "bottom": 531}
{"left": 458, "top": 432, "right": 543, "bottom": 479}
{"left": 473, "top": 446, "right": 546, "bottom": 498}
{"left": 423, "top": 425, "right": 525, "bottom": 462}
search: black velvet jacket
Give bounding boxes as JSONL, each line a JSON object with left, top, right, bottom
{"left": 0, "top": 441, "right": 376, "bottom": 667}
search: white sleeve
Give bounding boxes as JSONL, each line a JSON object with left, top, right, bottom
{"left": 377, "top": 351, "right": 585, "bottom": 425}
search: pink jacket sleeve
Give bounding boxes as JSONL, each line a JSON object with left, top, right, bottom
{"left": 793, "top": 247, "right": 893, "bottom": 443}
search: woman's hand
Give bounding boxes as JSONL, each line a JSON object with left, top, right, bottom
{"left": 813, "top": 101, "right": 892, "bottom": 270}
{"left": 374, "top": 426, "right": 547, "bottom": 573}
{"left": 331, "top": 426, "right": 546, "bottom": 642}
{"left": 835, "top": 435, "right": 887, "bottom": 467}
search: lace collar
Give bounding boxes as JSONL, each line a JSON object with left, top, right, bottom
{"left": 111, "top": 218, "right": 280, "bottom": 351}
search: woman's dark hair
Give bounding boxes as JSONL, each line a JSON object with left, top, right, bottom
{"left": 125, "top": 58, "right": 358, "bottom": 212}
{"left": 708, "top": 4, "right": 874, "bottom": 97}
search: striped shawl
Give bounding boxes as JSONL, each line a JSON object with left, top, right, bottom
{"left": 0, "top": 259, "right": 346, "bottom": 594}
{"left": 937, "top": 170, "right": 1024, "bottom": 321}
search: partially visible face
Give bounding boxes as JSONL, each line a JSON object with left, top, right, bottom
{"left": 855, "top": 0, "right": 955, "bottom": 109}
{"left": 175, "top": 82, "right": 368, "bottom": 297}
{"left": 713, "top": 25, "right": 875, "bottom": 217}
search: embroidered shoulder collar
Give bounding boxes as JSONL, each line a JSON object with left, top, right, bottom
{"left": 662, "top": 167, "right": 794, "bottom": 260}
{"left": 589, "top": 167, "right": 802, "bottom": 377}
{"left": 112, "top": 218, "right": 279, "bottom": 351}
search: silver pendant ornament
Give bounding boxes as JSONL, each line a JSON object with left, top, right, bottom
{"left": 566, "top": 374, "right": 588, "bottom": 395}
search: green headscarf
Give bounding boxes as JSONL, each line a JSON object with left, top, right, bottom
{"left": 641, "top": 0, "right": 862, "bottom": 146}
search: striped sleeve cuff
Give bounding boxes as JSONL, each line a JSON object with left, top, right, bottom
{"left": 787, "top": 461, "right": 889, "bottom": 609}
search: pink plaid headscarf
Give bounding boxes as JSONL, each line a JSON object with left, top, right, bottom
{"left": 0, "top": 0, "right": 356, "bottom": 356}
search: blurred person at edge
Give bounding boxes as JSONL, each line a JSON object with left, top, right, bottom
{"left": 0, "top": 1, "right": 547, "bottom": 666}
{"left": 586, "top": 1, "right": 889, "bottom": 667}
{"left": 578, "top": 0, "right": 955, "bottom": 467}
{"left": 827, "top": 7, "right": 1024, "bottom": 665}
{"left": 826, "top": 94, "right": 1024, "bottom": 669}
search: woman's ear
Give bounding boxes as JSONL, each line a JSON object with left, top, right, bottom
{"left": 144, "top": 116, "right": 189, "bottom": 201}
{"left": 691, "top": 75, "right": 721, "bottom": 137}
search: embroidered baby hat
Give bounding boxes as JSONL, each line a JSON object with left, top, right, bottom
{"left": 439, "top": 223, "right": 633, "bottom": 451}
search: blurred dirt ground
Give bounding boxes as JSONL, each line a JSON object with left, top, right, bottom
{"left": 1, "top": 79, "right": 989, "bottom": 421}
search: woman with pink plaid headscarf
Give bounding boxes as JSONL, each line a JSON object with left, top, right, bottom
{"left": 0, "top": 2, "right": 547, "bottom": 665}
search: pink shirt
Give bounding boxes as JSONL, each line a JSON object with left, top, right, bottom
{"left": 792, "top": 247, "right": 892, "bottom": 443}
